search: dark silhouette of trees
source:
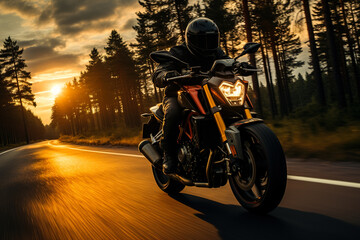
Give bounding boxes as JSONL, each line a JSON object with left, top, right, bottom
{"left": 303, "top": 0, "right": 326, "bottom": 106}
{"left": 105, "top": 30, "right": 141, "bottom": 129}
{"left": 241, "top": 0, "right": 263, "bottom": 116}
{"left": 52, "top": 31, "right": 142, "bottom": 134}
{"left": 0, "top": 37, "right": 45, "bottom": 146}
{"left": 204, "top": 0, "right": 236, "bottom": 55}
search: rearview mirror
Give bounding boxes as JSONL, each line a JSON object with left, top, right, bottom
{"left": 234, "top": 43, "right": 261, "bottom": 61}
{"left": 150, "top": 51, "right": 189, "bottom": 68}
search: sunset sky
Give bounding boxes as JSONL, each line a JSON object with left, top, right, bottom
{"left": 0, "top": 0, "right": 143, "bottom": 124}
{"left": 0, "top": 0, "right": 309, "bottom": 125}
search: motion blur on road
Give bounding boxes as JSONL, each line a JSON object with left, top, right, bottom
{"left": 0, "top": 141, "right": 359, "bottom": 240}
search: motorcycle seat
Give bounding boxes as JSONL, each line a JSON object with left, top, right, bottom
{"left": 150, "top": 103, "right": 164, "bottom": 122}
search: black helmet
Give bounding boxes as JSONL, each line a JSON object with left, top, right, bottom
{"left": 185, "top": 17, "right": 220, "bottom": 57}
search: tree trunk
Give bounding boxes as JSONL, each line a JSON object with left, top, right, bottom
{"left": 270, "top": 34, "right": 287, "bottom": 116}
{"left": 259, "top": 33, "right": 276, "bottom": 117}
{"left": 278, "top": 43, "right": 293, "bottom": 113}
{"left": 174, "top": 0, "right": 185, "bottom": 42}
{"left": 302, "top": 0, "right": 326, "bottom": 106}
{"left": 10, "top": 46, "right": 29, "bottom": 144}
{"left": 349, "top": 0, "right": 360, "bottom": 61}
{"left": 264, "top": 38, "right": 277, "bottom": 114}
{"left": 242, "top": 0, "right": 263, "bottom": 116}
{"left": 332, "top": 3, "right": 353, "bottom": 103}
{"left": 321, "top": 0, "right": 347, "bottom": 107}
{"left": 340, "top": 0, "right": 360, "bottom": 100}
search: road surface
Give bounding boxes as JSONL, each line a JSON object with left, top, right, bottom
{"left": 0, "top": 141, "right": 359, "bottom": 240}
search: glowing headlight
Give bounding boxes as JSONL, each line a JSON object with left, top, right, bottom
{"left": 219, "top": 80, "right": 246, "bottom": 106}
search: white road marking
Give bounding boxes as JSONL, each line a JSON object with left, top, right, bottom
{"left": 0, "top": 146, "right": 25, "bottom": 156}
{"left": 287, "top": 175, "right": 360, "bottom": 189}
{"left": 49, "top": 141, "right": 360, "bottom": 189}
{"left": 48, "top": 141, "right": 144, "bottom": 158}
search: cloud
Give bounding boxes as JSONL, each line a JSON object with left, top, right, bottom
{"left": 19, "top": 36, "right": 65, "bottom": 49}
{"left": 20, "top": 37, "right": 81, "bottom": 75}
{"left": 0, "top": 0, "right": 40, "bottom": 17}
{"left": 38, "top": 0, "right": 138, "bottom": 35}
{"left": 122, "top": 18, "right": 136, "bottom": 30}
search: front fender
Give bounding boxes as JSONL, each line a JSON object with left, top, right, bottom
{"left": 224, "top": 118, "right": 263, "bottom": 160}
{"left": 232, "top": 118, "right": 264, "bottom": 127}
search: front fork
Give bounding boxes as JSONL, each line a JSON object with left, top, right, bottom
{"left": 203, "top": 84, "right": 253, "bottom": 175}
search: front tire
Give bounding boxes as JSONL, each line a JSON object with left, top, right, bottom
{"left": 152, "top": 166, "right": 185, "bottom": 194}
{"left": 229, "top": 123, "right": 287, "bottom": 214}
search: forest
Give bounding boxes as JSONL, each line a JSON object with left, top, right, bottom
{"left": 50, "top": 0, "right": 360, "bottom": 138}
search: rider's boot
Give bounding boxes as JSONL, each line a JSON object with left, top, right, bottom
{"left": 162, "top": 152, "right": 177, "bottom": 174}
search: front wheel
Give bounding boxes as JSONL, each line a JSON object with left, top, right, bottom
{"left": 229, "top": 123, "right": 287, "bottom": 214}
{"left": 152, "top": 166, "right": 185, "bottom": 194}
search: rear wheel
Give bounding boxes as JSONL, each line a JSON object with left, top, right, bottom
{"left": 152, "top": 166, "right": 185, "bottom": 194}
{"left": 229, "top": 123, "right": 287, "bottom": 214}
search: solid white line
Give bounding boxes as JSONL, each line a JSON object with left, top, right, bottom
{"left": 288, "top": 175, "right": 360, "bottom": 189}
{"left": 49, "top": 141, "right": 144, "bottom": 158}
{"left": 49, "top": 141, "right": 360, "bottom": 189}
{"left": 0, "top": 146, "right": 24, "bottom": 156}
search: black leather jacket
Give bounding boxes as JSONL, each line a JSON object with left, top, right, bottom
{"left": 152, "top": 43, "right": 229, "bottom": 97}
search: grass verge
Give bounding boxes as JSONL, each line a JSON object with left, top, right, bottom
{"left": 59, "top": 128, "right": 142, "bottom": 147}
{"left": 268, "top": 120, "right": 360, "bottom": 162}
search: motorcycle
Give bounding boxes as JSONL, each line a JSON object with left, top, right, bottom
{"left": 138, "top": 43, "right": 287, "bottom": 214}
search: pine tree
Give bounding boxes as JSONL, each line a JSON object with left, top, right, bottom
{"left": 339, "top": 0, "right": 360, "bottom": 101}
{"left": 83, "top": 48, "right": 113, "bottom": 129}
{"left": 320, "top": 0, "right": 347, "bottom": 107}
{"left": 132, "top": 11, "right": 161, "bottom": 102}
{"left": 204, "top": 0, "right": 236, "bottom": 55}
{"left": 170, "top": 0, "right": 193, "bottom": 42}
{"left": 294, "top": 0, "right": 326, "bottom": 106}
{"left": 105, "top": 30, "right": 141, "bottom": 129}
{"left": 241, "top": 0, "right": 262, "bottom": 116}
{"left": 0, "top": 37, "right": 35, "bottom": 143}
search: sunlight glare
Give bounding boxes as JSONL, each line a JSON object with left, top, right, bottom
{"left": 51, "top": 85, "right": 62, "bottom": 96}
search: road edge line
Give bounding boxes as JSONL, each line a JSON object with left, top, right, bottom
{"left": 48, "top": 141, "right": 144, "bottom": 158}
{"left": 0, "top": 146, "right": 25, "bottom": 156}
{"left": 288, "top": 175, "right": 360, "bottom": 189}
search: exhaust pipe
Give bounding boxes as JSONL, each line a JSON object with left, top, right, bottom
{"left": 138, "top": 140, "right": 162, "bottom": 165}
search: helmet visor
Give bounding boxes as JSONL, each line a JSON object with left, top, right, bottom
{"left": 188, "top": 33, "right": 219, "bottom": 50}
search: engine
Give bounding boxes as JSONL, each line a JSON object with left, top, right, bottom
{"left": 177, "top": 141, "right": 207, "bottom": 182}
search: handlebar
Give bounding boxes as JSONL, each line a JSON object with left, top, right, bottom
{"left": 166, "top": 73, "right": 209, "bottom": 82}
{"left": 241, "top": 68, "right": 262, "bottom": 72}
{"left": 166, "top": 61, "right": 262, "bottom": 82}
{"left": 166, "top": 74, "right": 193, "bottom": 82}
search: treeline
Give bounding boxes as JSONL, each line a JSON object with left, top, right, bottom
{"left": 0, "top": 37, "right": 45, "bottom": 146}
{"left": 51, "top": 0, "right": 360, "bottom": 135}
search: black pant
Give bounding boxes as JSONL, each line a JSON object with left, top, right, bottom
{"left": 161, "top": 96, "right": 182, "bottom": 157}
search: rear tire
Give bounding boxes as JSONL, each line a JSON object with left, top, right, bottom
{"left": 152, "top": 166, "right": 185, "bottom": 194}
{"left": 229, "top": 123, "right": 287, "bottom": 214}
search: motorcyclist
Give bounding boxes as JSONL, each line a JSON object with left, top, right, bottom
{"left": 152, "top": 17, "right": 229, "bottom": 174}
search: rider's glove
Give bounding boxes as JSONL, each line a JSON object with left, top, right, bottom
{"left": 235, "top": 62, "right": 256, "bottom": 76}
{"left": 160, "top": 71, "right": 180, "bottom": 86}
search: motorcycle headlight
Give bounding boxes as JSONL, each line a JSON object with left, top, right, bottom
{"left": 219, "top": 80, "right": 246, "bottom": 106}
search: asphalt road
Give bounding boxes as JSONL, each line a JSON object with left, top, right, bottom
{"left": 0, "top": 141, "right": 359, "bottom": 240}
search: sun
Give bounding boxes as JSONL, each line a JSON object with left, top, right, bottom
{"left": 51, "top": 85, "right": 62, "bottom": 96}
